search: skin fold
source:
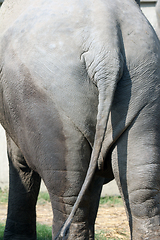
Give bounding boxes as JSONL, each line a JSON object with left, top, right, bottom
{"left": 0, "top": 0, "right": 160, "bottom": 239}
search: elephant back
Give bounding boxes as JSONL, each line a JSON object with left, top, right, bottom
{"left": 0, "top": 0, "right": 32, "bottom": 36}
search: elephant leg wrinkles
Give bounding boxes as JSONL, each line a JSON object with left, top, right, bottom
{"left": 112, "top": 105, "right": 160, "bottom": 240}
{"left": 39, "top": 116, "right": 104, "bottom": 240}
{"left": 4, "top": 134, "right": 41, "bottom": 240}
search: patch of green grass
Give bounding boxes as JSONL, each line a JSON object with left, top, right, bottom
{"left": 99, "top": 196, "right": 122, "bottom": 207}
{"left": 37, "top": 192, "right": 50, "bottom": 205}
{"left": 95, "top": 230, "right": 107, "bottom": 240}
{"left": 0, "top": 223, "right": 5, "bottom": 240}
{"left": 37, "top": 224, "right": 52, "bottom": 240}
{"left": 0, "top": 189, "right": 8, "bottom": 203}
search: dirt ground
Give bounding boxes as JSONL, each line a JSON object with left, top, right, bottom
{"left": 0, "top": 202, "right": 130, "bottom": 239}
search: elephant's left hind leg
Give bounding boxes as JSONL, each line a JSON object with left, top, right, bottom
{"left": 4, "top": 135, "right": 41, "bottom": 240}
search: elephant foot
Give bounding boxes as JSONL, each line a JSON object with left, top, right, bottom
{"left": 3, "top": 219, "right": 37, "bottom": 240}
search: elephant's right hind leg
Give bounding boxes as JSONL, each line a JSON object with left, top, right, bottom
{"left": 3, "top": 135, "right": 41, "bottom": 240}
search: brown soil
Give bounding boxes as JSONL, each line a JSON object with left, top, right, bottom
{"left": 0, "top": 202, "right": 130, "bottom": 239}
{"left": 95, "top": 205, "right": 130, "bottom": 239}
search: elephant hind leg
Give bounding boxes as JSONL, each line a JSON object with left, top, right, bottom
{"left": 4, "top": 135, "right": 41, "bottom": 240}
{"left": 112, "top": 117, "right": 160, "bottom": 240}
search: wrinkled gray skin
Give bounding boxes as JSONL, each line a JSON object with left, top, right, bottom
{"left": 1, "top": 0, "right": 160, "bottom": 239}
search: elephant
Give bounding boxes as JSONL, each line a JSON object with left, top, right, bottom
{"left": 1, "top": 0, "right": 160, "bottom": 239}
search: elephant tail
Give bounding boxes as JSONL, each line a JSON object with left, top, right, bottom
{"left": 55, "top": 48, "right": 124, "bottom": 239}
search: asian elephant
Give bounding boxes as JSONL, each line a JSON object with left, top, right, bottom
{"left": 1, "top": 0, "right": 160, "bottom": 239}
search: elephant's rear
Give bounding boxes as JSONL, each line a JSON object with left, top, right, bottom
{"left": 1, "top": 0, "right": 160, "bottom": 240}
